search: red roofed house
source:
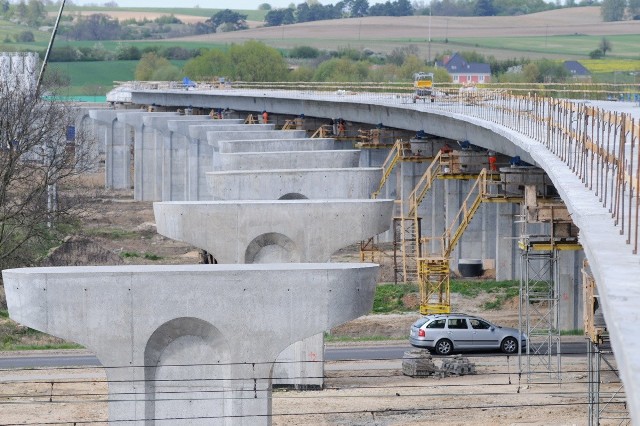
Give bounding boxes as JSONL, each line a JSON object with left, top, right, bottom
{"left": 436, "top": 52, "right": 492, "bottom": 84}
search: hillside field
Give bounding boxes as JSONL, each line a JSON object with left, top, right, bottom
{"left": 2, "top": 6, "right": 639, "bottom": 94}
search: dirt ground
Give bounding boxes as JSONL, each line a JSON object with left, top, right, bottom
{"left": 0, "top": 186, "right": 607, "bottom": 424}
{"left": 0, "top": 346, "right": 601, "bottom": 425}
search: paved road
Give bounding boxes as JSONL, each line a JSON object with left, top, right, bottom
{"left": 0, "top": 340, "right": 588, "bottom": 369}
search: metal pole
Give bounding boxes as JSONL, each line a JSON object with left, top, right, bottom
{"left": 428, "top": 3, "right": 432, "bottom": 64}
{"left": 36, "top": 0, "right": 66, "bottom": 95}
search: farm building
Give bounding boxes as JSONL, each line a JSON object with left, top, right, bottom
{"left": 563, "top": 61, "right": 591, "bottom": 80}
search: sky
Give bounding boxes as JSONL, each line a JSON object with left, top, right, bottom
{"left": 73, "top": 0, "right": 389, "bottom": 9}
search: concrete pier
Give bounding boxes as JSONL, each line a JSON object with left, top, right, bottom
{"left": 3, "top": 263, "right": 378, "bottom": 425}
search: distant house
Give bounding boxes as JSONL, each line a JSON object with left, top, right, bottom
{"left": 436, "top": 52, "right": 491, "bottom": 84}
{"left": 563, "top": 61, "right": 591, "bottom": 80}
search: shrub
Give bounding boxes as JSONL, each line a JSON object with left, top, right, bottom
{"left": 589, "top": 49, "right": 604, "bottom": 59}
{"left": 289, "top": 46, "right": 320, "bottom": 59}
{"left": 15, "top": 30, "right": 34, "bottom": 42}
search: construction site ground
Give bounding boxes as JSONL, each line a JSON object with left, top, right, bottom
{"left": 0, "top": 187, "right": 612, "bottom": 424}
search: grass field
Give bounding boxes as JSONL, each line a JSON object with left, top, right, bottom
{"left": 451, "top": 34, "right": 640, "bottom": 59}
{"left": 47, "top": 60, "right": 187, "bottom": 95}
{"left": 53, "top": 6, "right": 267, "bottom": 21}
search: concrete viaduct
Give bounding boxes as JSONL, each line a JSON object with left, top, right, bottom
{"left": 120, "top": 86, "right": 640, "bottom": 422}
{"left": 4, "top": 84, "right": 639, "bottom": 424}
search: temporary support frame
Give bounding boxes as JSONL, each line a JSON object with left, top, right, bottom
{"left": 518, "top": 247, "right": 562, "bottom": 382}
{"left": 587, "top": 338, "right": 630, "bottom": 426}
{"left": 582, "top": 262, "right": 630, "bottom": 425}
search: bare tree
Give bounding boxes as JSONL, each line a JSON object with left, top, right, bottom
{"left": 599, "top": 37, "right": 613, "bottom": 56}
{"left": 0, "top": 72, "right": 98, "bottom": 273}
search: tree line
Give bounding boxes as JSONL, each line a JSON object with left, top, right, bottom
{"left": 261, "top": 0, "right": 601, "bottom": 26}
{"left": 133, "top": 41, "right": 593, "bottom": 85}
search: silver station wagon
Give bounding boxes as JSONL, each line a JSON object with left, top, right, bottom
{"left": 409, "top": 313, "right": 527, "bottom": 355}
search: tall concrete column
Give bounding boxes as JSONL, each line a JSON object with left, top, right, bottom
{"left": 89, "top": 110, "right": 129, "bottom": 189}
{"left": 145, "top": 116, "right": 224, "bottom": 201}
{"left": 495, "top": 202, "right": 518, "bottom": 281}
{"left": 117, "top": 112, "right": 178, "bottom": 200}
{"left": 558, "top": 249, "right": 585, "bottom": 330}
{"left": 171, "top": 120, "right": 244, "bottom": 201}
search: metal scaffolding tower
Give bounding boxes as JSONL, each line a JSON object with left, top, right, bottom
{"left": 519, "top": 247, "right": 561, "bottom": 382}
{"left": 518, "top": 185, "right": 581, "bottom": 382}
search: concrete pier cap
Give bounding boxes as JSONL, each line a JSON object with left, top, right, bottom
{"left": 168, "top": 118, "right": 245, "bottom": 135}
{"left": 115, "top": 110, "right": 179, "bottom": 126}
{"left": 206, "top": 167, "right": 382, "bottom": 200}
{"left": 218, "top": 149, "right": 361, "bottom": 171}
{"left": 218, "top": 138, "right": 335, "bottom": 153}
{"left": 154, "top": 199, "right": 394, "bottom": 263}
{"left": 3, "top": 263, "right": 378, "bottom": 425}
{"left": 206, "top": 130, "right": 307, "bottom": 149}
{"left": 188, "top": 123, "right": 275, "bottom": 141}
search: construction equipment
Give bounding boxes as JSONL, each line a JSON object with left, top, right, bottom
{"left": 361, "top": 139, "right": 428, "bottom": 267}
{"left": 413, "top": 72, "right": 435, "bottom": 103}
{"left": 416, "top": 169, "right": 501, "bottom": 314}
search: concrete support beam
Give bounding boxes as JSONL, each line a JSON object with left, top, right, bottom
{"left": 3, "top": 263, "right": 378, "bottom": 425}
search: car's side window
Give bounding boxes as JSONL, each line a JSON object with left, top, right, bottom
{"left": 470, "top": 319, "right": 491, "bottom": 330}
{"left": 448, "top": 318, "right": 468, "bottom": 329}
{"left": 426, "top": 319, "right": 446, "bottom": 329}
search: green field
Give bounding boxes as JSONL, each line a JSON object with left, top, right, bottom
{"left": 449, "top": 34, "right": 640, "bottom": 59}
{"left": 55, "top": 6, "right": 267, "bottom": 21}
{"left": 47, "top": 60, "right": 187, "bottom": 95}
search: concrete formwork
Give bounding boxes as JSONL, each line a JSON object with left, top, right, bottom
{"left": 206, "top": 168, "right": 382, "bottom": 200}
{"left": 3, "top": 263, "right": 378, "bottom": 425}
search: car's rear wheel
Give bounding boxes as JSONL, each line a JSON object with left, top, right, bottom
{"left": 501, "top": 337, "right": 518, "bottom": 354}
{"left": 435, "top": 339, "right": 453, "bottom": 355}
